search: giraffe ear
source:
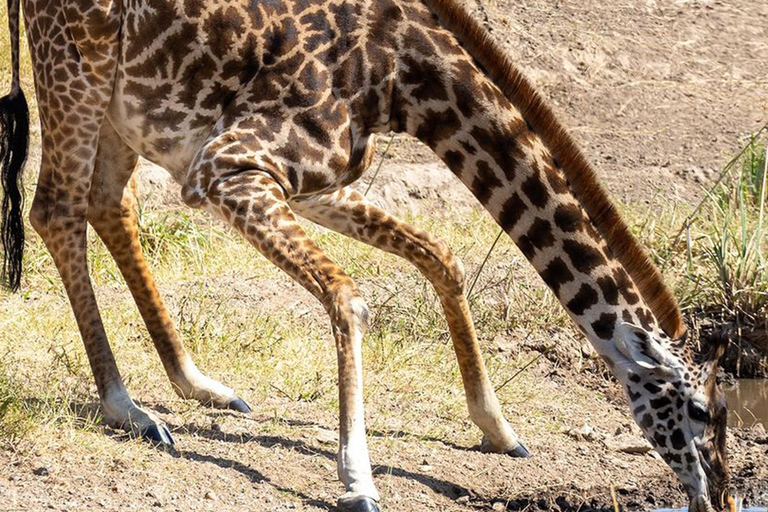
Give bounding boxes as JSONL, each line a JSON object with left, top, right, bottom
{"left": 700, "top": 330, "right": 730, "bottom": 380}
{"left": 615, "top": 323, "right": 678, "bottom": 373}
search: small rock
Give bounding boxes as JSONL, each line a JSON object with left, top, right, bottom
{"left": 493, "top": 334, "right": 515, "bottom": 353}
{"left": 605, "top": 433, "right": 653, "bottom": 454}
{"left": 315, "top": 427, "right": 338, "bottom": 445}
{"left": 581, "top": 343, "right": 596, "bottom": 358}
{"left": 456, "top": 496, "right": 470, "bottom": 504}
{"left": 33, "top": 467, "right": 49, "bottom": 477}
{"left": 204, "top": 491, "right": 217, "bottom": 501}
{"left": 604, "top": 455, "right": 630, "bottom": 469}
{"left": 492, "top": 502, "right": 506, "bottom": 511}
{"left": 565, "top": 422, "right": 600, "bottom": 442}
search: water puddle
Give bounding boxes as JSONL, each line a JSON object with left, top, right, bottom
{"left": 653, "top": 498, "right": 766, "bottom": 512}
{"left": 724, "top": 379, "right": 768, "bottom": 428}
{"left": 653, "top": 509, "right": 767, "bottom": 512}
{"left": 648, "top": 382, "right": 768, "bottom": 512}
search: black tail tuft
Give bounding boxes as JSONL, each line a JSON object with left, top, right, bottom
{"left": 0, "top": 89, "right": 29, "bottom": 291}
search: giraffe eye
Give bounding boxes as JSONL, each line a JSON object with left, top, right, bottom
{"left": 688, "top": 401, "right": 711, "bottom": 423}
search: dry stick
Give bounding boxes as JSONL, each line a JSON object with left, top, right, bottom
{"left": 670, "top": 121, "right": 768, "bottom": 250}
{"left": 610, "top": 484, "right": 621, "bottom": 512}
{"left": 467, "top": 228, "right": 505, "bottom": 300}
{"left": 495, "top": 347, "right": 549, "bottom": 392}
{"left": 364, "top": 133, "right": 396, "bottom": 196}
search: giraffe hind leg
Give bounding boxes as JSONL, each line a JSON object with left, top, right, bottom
{"left": 291, "top": 187, "right": 530, "bottom": 457}
{"left": 88, "top": 122, "right": 250, "bottom": 414}
{"left": 191, "top": 166, "right": 381, "bottom": 511}
{"left": 29, "top": 136, "right": 174, "bottom": 446}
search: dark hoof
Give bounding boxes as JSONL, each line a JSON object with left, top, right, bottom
{"left": 227, "top": 397, "right": 252, "bottom": 414}
{"left": 337, "top": 495, "right": 381, "bottom": 512}
{"left": 141, "top": 424, "right": 175, "bottom": 446}
{"left": 506, "top": 442, "right": 531, "bottom": 458}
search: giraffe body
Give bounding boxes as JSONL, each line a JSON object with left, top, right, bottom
{"left": 0, "top": 0, "right": 733, "bottom": 510}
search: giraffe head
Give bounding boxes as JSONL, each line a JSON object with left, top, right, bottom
{"left": 615, "top": 323, "right": 731, "bottom": 511}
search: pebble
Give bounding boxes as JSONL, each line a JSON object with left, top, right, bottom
{"left": 604, "top": 455, "right": 630, "bottom": 469}
{"left": 315, "top": 427, "right": 338, "bottom": 445}
{"left": 604, "top": 433, "right": 653, "bottom": 454}
{"left": 565, "top": 423, "right": 600, "bottom": 442}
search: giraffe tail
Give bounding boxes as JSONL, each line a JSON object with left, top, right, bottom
{"left": 0, "top": 0, "right": 29, "bottom": 291}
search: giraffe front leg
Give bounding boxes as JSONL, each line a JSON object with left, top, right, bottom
{"left": 88, "top": 123, "right": 249, "bottom": 413}
{"left": 194, "top": 169, "right": 380, "bottom": 511}
{"left": 292, "top": 189, "right": 529, "bottom": 458}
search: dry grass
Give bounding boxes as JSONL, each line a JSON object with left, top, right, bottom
{"left": 0, "top": 2, "right": 590, "bottom": 461}
{"left": 0, "top": 188, "right": 585, "bottom": 453}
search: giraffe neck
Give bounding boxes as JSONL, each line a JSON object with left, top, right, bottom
{"left": 424, "top": 108, "right": 661, "bottom": 360}
{"left": 390, "top": 28, "right": 668, "bottom": 367}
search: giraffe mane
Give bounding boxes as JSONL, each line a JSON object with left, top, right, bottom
{"left": 421, "top": 0, "right": 686, "bottom": 339}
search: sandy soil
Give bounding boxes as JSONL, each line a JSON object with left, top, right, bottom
{"left": 2, "top": 0, "right": 768, "bottom": 510}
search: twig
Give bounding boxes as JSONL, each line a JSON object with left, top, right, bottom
{"left": 364, "top": 133, "right": 396, "bottom": 196}
{"left": 611, "top": 484, "right": 621, "bottom": 512}
{"left": 269, "top": 384, "right": 295, "bottom": 402}
{"left": 468, "top": 229, "right": 504, "bottom": 300}
{"left": 495, "top": 347, "right": 549, "bottom": 392}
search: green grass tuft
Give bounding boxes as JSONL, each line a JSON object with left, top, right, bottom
{"left": 637, "top": 134, "right": 768, "bottom": 354}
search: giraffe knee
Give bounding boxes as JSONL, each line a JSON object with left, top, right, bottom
{"left": 431, "top": 241, "right": 466, "bottom": 296}
{"left": 326, "top": 281, "right": 369, "bottom": 335}
{"left": 443, "top": 253, "right": 467, "bottom": 295}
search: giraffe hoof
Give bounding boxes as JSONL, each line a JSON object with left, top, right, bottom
{"left": 141, "top": 424, "right": 175, "bottom": 447}
{"left": 227, "top": 397, "right": 252, "bottom": 414}
{"left": 505, "top": 442, "right": 531, "bottom": 458}
{"left": 337, "top": 495, "right": 381, "bottom": 512}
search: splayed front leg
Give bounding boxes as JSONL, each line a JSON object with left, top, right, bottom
{"left": 441, "top": 295, "right": 530, "bottom": 458}
{"left": 167, "top": 355, "right": 251, "bottom": 413}
{"left": 293, "top": 189, "right": 530, "bottom": 459}
{"left": 192, "top": 166, "right": 381, "bottom": 510}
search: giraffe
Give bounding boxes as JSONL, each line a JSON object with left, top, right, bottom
{"left": 0, "top": 0, "right": 735, "bottom": 510}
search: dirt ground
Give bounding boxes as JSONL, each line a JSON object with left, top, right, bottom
{"left": 2, "top": 0, "right": 768, "bottom": 511}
